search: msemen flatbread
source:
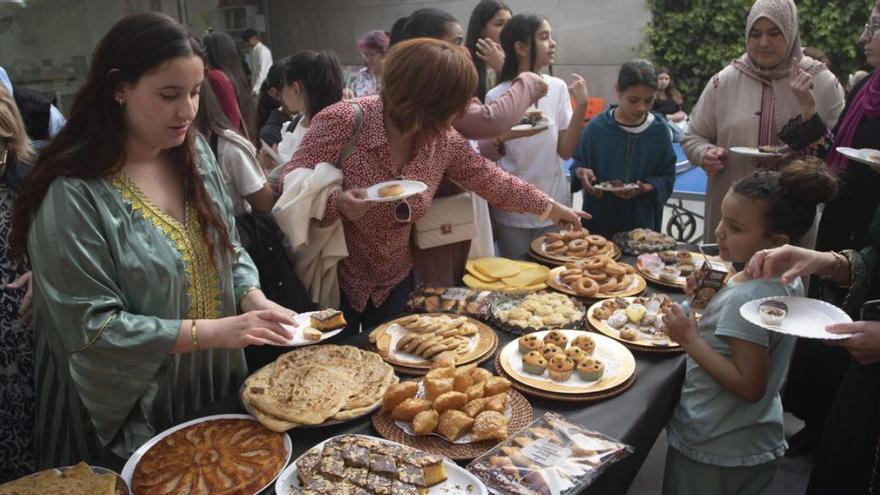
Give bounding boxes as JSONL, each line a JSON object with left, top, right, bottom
{"left": 346, "top": 351, "right": 396, "bottom": 408}
{"left": 0, "top": 462, "right": 116, "bottom": 495}
{"left": 249, "top": 364, "right": 353, "bottom": 425}
{"left": 242, "top": 364, "right": 300, "bottom": 431}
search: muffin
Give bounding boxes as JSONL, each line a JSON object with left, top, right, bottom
{"left": 541, "top": 343, "right": 563, "bottom": 362}
{"left": 565, "top": 346, "right": 587, "bottom": 365}
{"left": 522, "top": 351, "right": 548, "bottom": 375}
{"left": 659, "top": 251, "right": 677, "bottom": 264}
{"left": 543, "top": 330, "right": 568, "bottom": 349}
{"left": 577, "top": 357, "right": 605, "bottom": 381}
{"left": 518, "top": 334, "right": 544, "bottom": 355}
{"left": 758, "top": 300, "right": 788, "bottom": 326}
{"left": 571, "top": 334, "right": 596, "bottom": 355}
{"left": 619, "top": 326, "right": 639, "bottom": 341}
{"left": 547, "top": 355, "right": 575, "bottom": 382}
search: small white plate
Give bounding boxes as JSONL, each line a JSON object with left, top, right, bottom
{"left": 274, "top": 434, "right": 488, "bottom": 495}
{"left": 365, "top": 180, "right": 428, "bottom": 202}
{"left": 122, "top": 414, "right": 292, "bottom": 493}
{"left": 511, "top": 118, "right": 551, "bottom": 132}
{"left": 739, "top": 296, "right": 853, "bottom": 340}
{"left": 730, "top": 146, "right": 784, "bottom": 158}
{"left": 269, "top": 311, "right": 343, "bottom": 347}
{"left": 836, "top": 147, "right": 880, "bottom": 169}
{"left": 594, "top": 182, "right": 639, "bottom": 192}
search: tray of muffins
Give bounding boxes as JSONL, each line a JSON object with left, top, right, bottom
{"left": 494, "top": 329, "right": 636, "bottom": 402}
{"left": 529, "top": 229, "right": 621, "bottom": 265}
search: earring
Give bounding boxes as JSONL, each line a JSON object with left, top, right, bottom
{"left": 116, "top": 97, "right": 125, "bottom": 106}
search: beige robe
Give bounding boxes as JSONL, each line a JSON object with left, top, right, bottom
{"left": 682, "top": 64, "right": 844, "bottom": 242}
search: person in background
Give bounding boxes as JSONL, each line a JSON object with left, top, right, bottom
{"left": 281, "top": 38, "right": 587, "bottom": 334}
{"left": 352, "top": 30, "right": 389, "bottom": 97}
{"left": 572, "top": 60, "right": 676, "bottom": 238}
{"left": 256, "top": 61, "right": 291, "bottom": 148}
{"left": 803, "top": 46, "right": 832, "bottom": 72}
{"left": 661, "top": 159, "right": 838, "bottom": 495}
{"left": 10, "top": 12, "right": 295, "bottom": 468}
{"left": 465, "top": 0, "right": 512, "bottom": 102}
{"left": 0, "top": 66, "right": 66, "bottom": 149}
{"left": 488, "top": 13, "right": 588, "bottom": 259}
{"left": 848, "top": 69, "right": 870, "bottom": 94}
{"left": 654, "top": 66, "right": 688, "bottom": 141}
{"left": 243, "top": 28, "right": 273, "bottom": 96}
{"left": 0, "top": 85, "right": 35, "bottom": 483}
{"left": 203, "top": 31, "right": 257, "bottom": 141}
{"left": 194, "top": 80, "right": 273, "bottom": 215}
{"left": 682, "top": 0, "right": 844, "bottom": 243}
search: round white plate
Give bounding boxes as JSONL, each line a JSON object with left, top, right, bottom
{"left": 511, "top": 118, "right": 551, "bottom": 132}
{"left": 269, "top": 311, "right": 343, "bottom": 347}
{"left": 594, "top": 182, "right": 639, "bottom": 192}
{"left": 365, "top": 180, "right": 428, "bottom": 202}
{"left": 739, "top": 296, "right": 853, "bottom": 340}
{"left": 274, "top": 434, "right": 488, "bottom": 495}
{"left": 730, "top": 146, "right": 783, "bottom": 158}
{"left": 122, "top": 414, "right": 292, "bottom": 493}
{"left": 836, "top": 147, "right": 880, "bottom": 169}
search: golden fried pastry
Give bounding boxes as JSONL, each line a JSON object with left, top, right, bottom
{"left": 483, "top": 376, "right": 512, "bottom": 396}
{"left": 378, "top": 183, "right": 405, "bottom": 197}
{"left": 466, "top": 381, "right": 486, "bottom": 401}
{"left": 453, "top": 368, "right": 475, "bottom": 393}
{"left": 433, "top": 391, "right": 468, "bottom": 414}
{"left": 424, "top": 377, "right": 454, "bottom": 401}
{"left": 483, "top": 393, "right": 508, "bottom": 413}
{"left": 425, "top": 366, "right": 455, "bottom": 381}
{"left": 382, "top": 381, "right": 419, "bottom": 412}
{"left": 391, "top": 398, "right": 432, "bottom": 421}
{"left": 470, "top": 410, "right": 510, "bottom": 442}
{"left": 436, "top": 410, "right": 475, "bottom": 441}
{"left": 412, "top": 409, "right": 439, "bottom": 435}
{"left": 463, "top": 397, "right": 489, "bottom": 418}
{"left": 470, "top": 368, "right": 493, "bottom": 384}
{"left": 431, "top": 351, "right": 458, "bottom": 369}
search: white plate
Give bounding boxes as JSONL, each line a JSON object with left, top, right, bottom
{"left": 365, "top": 180, "right": 428, "bottom": 202}
{"left": 122, "top": 414, "right": 292, "bottom": 493}
{"left": 594, "top": 182, "right": 639, "bottom": 192}
{"left": 729, "top": 146, "right": 784, "bottom": 158}
{"left": 836, "top": 147, "right": 880, "bottom": 168}
{"left": 382, "top": 322, "right": 479, "bottom": 365}
{"left": 511, "top": 118, "right": 551, "bottom": 132}
{"left": 269, "top": 311, "right": 343, "bottom": 347}
{"left": 274, "top": 434, "right": 488, "bottom": 495}
{"left": 739, "top": 296, "right": 853, "bottom": 340}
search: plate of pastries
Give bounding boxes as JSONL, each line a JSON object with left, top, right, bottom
{"left": 498, "top": 330, "right": 636, "bottom": 395}
{"left": 547, "top": 256, "right": 646, "bottom": 299}
{"left": 0, "top": 463, "right": 128, "bottom": 495}
{"left": 240, "top": 345, "right": 397, "bottom": 431}
{"left": 587, "top": 295, "right": 681, "bottom": 350}
{"left": 636, "top": 251, "right": 732, "bottom": 289}
{"left": 529, "top": 229, "right": 620, "bottom": 264}
{"left": 463, "top": 257, "right": 549, "bottom": 292}
{"left": 489, "top": 291, "right": 586, "bottom": 334}
{"left": 121, "top": 414, "right": 291, "bottom": 495}
{"left": 274, "top": 434, "right": 488, "bottom": 495}
{"left": 366, "top": 179, "right": 428, "bottom": 202}
{"left": 368, "top": 314, "right": 497, "bottom": 373}
{"left": 613, "top": 228, "right": 677, "bottom": 255}
{"left": 274, "top": 309, "right": 347, "bottom": 346}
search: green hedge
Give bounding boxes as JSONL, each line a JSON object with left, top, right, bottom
{"left": 645, "top": 0, "right": 875, "bottom": 109}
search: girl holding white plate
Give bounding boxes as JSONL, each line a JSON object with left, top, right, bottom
{"left": 658, "top": 159, "right": 837, "bottom": 494}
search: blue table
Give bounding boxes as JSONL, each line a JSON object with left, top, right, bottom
{"left": 671, "top": 143, "right": 707, "bottom": 201}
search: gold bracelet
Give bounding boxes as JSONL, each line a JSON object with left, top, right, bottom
{"left": 191, "top": 319, "right": 200, "bottom": 351}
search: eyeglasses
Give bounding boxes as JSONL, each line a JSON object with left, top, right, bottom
{"left": 394, "top": 198, "right": 412, "bottom": 223}
{"left": 864, "top": 20, "right": 880, "bottom": 39}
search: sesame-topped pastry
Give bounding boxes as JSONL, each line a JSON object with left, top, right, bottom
{"left": 577, "top": 357, "right": 605, "bottom": 381}
{"left": 547, "top": 355, "right": 574, "bottom": 382}
{"left": 518, "top": 334, "right": 544, "bottom": 355}
{"left": 543, "top": 330, "right": 568, "bottom": 349}
{"left": 521, "top": 351, "right": 548, "bottom": 375}
{"left": 541, "top": 343, "right": 563, "bottom": 362}
{"left": 571, "top": 335, "right": 596, "bottom": 355}
{"left": 564, "top": 346, "right": 587, "bottom": 365}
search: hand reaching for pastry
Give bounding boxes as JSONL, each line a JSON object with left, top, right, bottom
{"left": 547, "top": 201, "right": 591, "bottom": 231}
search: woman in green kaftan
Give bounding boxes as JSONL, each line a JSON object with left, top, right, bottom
{"left": 10, "top": 12, "right": 296, "bottom": 469}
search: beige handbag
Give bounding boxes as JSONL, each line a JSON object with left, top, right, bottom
{"left": 414, "top": 191, "right": 476, "bottom": 249}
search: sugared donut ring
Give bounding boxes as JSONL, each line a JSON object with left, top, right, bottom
{"left": 586, "top": 234, "right": 606, "bottom": 246}
{"left": 572, "top": 277, "right": 599, "bottom": 296}
{"left": 546, "top": 232, "right": 565, "bottom": 243}
{"left": 562, "top": 273, "right": 583, "bottom": 285}
{"left": 605, "top": 262, "right": 626, "bottom": 276}
{"left": 568, "top": 239, "right": 589, "bottom": 251}
{"left": 545, "top": 240, "right": 565, "bottom": 251}
{"left": 585, "top": 270, "right": 608, "bottom": 282}
{"left": 585, "top": 256, "right": 607, "bottom": 271}
{"left": 599, "top": 277, "right": 620, "bottom": 293}
{"left": 563, "top": 229, "right": 587, "bottom": 241}
{"left": 572, "top": 249, "right": 592, "bottom": 258}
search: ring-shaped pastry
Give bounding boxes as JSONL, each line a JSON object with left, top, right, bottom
{"left": 585, "top": 270, "right": 608, "bottom": 282}
{"left": 585, "top": 256, "right": 607, "bottom": 271}
{"left": 586, "top": 234, "right": 607, "bottom": 246}
{"left": 568, "top": 239, "right": 589, "bottom": 251}
{"left": 605, "top": 262, "right": 626, "bottom": 276}
{"left": 563, "top": 229, "right": 587, "bottom": 241}
{"left": 546, "top": 232, "right": 565, "bottom": 243}
{"left": 545, "top": 240, "right": 565, "bottom": 251}
{"left": 562, "top": 273, "right": 583, "bottom": 285}
{"left": 572, "top": 277, "right": 599, "bottom": 296}
{"left": 599, "top": 277, "right": 620, "bottom": 293}
{"left": 616, "top": 274, "right": 634, "bottom": 291}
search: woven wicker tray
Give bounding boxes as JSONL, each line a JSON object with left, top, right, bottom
{"left": 371, "top": 389, "right": 534, "bottom": 460}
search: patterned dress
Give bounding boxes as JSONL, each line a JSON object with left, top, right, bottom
{"left": 0, "top": 167, "right": 35, "bottom": 482}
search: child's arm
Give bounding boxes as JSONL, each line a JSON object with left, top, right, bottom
{"left": 663, "top": 303, "right": 770, "bottom": 403}
{"left": 557, "top": 75, "right": 588, "bottom": 159}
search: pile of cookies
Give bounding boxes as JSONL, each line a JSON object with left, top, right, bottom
{"left": 592, "top": 295, "right": 673, "bottom": 344}
{"left": 518, "top": 331, "right": 605, "bottom": 382}
{"left": 463, "top": 257, "right": 549, "bottom": 292}
{"left": 541, "top": 229, "right": 616, "bottom": 259}
{"left": 383, "top": 360, "right": 513, "bottom": 443}
{"left": 369, "top": 314, "right": 480, "bottom": 363}
{"left": 492, "top": 292, "right": 584, "bottom": 331}
{"left": 242, "top": 345, "right": 397, "bottom": 431}
{"left": 557, "top": 256, "right": 637, "bottom": 297}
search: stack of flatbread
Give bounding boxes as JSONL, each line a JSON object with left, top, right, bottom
{"left": 241, "top": 345, "right": 397, "bottom": 431}
{"left": 0, "top": 463, "right": 117, "bottom": 495}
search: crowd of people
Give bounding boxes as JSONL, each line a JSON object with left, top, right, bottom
{"left": 0, "top": 0, "right": 878, "bottom": 494}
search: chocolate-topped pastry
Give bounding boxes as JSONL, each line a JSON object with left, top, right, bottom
{"left": 758, "top": 300, "right": 788, "bottom": 325}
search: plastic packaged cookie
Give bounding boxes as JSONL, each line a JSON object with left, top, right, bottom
{"left": 466, "top": 412, "right": 633, "bottom": 495}
{"left": 405, "top": 286, "right": 493, "bottom": 317}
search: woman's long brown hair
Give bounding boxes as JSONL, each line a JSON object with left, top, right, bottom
{"left": 10, "top": 12, "right": 233, "bottom": 262}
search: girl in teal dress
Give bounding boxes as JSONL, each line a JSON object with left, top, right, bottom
{"left": 571, "top": 59, "right": 676, "bottom": 238}
{"left": 10, "top": 12, "right": 297, "bottom": 469}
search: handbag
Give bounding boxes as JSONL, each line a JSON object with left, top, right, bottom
{"left": 414, "top": 191, "right": 476, "bottom": 249}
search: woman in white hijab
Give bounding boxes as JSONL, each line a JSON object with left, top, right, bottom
{"left": 683, "top": 0, "right": 845, "bottom": 243}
